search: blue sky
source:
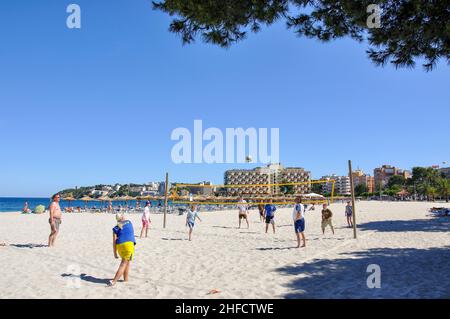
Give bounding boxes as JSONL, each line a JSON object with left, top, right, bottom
{"left": 0, "top": 1, "right": 449, "bottom": 197}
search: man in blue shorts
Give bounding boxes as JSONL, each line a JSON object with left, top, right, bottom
{"left": 264, "top": 199, "right": 277, "bottom": 234}
{"left": 293, "top": 197, "right": 306, "bottom": 248}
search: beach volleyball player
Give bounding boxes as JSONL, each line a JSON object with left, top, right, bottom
{"left": 109, "top": 213, "right": 136, "bottom": 287}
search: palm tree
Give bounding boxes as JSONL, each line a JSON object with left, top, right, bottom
{"left": 424, "top": 185, "right": 437, "bottom": 201}
{"left": 437, "top": 178, "right": 450, "bottom": 202}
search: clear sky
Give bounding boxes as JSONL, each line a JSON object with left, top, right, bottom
{"left": 0, "top": 1, "right": 449, "bottom": 197}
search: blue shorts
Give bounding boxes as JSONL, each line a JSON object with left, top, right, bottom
{"left": 294, "top": 218, "right": 305, "bottom": 233}
{"left": 188, "top": 221, "right": 195, "bottom": 229}
{"left": 265, "top": 215, "right": 274, "bottom": 224}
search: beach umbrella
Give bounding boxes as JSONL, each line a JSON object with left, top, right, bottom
{"left": 62, "top": 196, "right": 75, "bottom": 208}
{"left": 116, "top": 195, "right": 135, "bottom": 207}
{"left": 79, "top": 196, "right": 94, "bottom": 209}
{"left": 95, "top": 195, "right": 112, "bottom": 210}
{"left": 137, "top": 195, "right": 152, "bottom": 201}
{"left": 303, "top": 193, "right": 324, "bottom": 198}
{"left": 97, "top": 195, "right": 111, "bottom": 201}
{"left": 137, "top": 195, "right": 153, "bottom": 206}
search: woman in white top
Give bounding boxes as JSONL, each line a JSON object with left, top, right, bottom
{"left": 140, "top": 201, "right": 151, "bottom": 238}
{"left": 237, "top": 197, "right": 249, "bottom": 229}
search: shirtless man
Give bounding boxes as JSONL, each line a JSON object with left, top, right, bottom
{"left": 48, "top": 194, "right": 62, "bottom": 247}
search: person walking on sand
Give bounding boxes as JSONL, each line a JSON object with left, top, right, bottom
{"left": 140, "top": 201, "right": 151, "bottom": 238}
{"left": 109, "top": 213, "right": 136, "bottom": 287}
{"left": 264, "top": 199, "right": 277, "bottom": 234}
{"left": 186, "top": 204, "right": 202, "bottom": 241}
{"left": 48, "top": 194, "right": 62, "bottom": 247}
{"left": 321, "top": 203, "right": 335, "bottom": 235}
{"left": 345, "top": 201, "right": 353, "bottom": 228}
{"left": 237, "top": 197, "right": 249, "bottom": 229}
{"left": 257, "top": 201, "right": 265, "bottom": 222}
{"left": 293, "top": 197, "right": 306, "bottom": 248}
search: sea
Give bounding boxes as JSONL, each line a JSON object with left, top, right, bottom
{"left": 0, "top": 197, "right": 167, "bottom": 213}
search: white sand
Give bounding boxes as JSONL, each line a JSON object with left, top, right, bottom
{"left": 0, "top": 201, "right": 449, "bottom": 299}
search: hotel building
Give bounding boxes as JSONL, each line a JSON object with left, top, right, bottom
{"left": 224, "top": 164, "right": 311, "bottom": 196}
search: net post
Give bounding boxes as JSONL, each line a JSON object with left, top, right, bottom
{"left": 348, "top": 160, "right": 357, "bottom": 239}
{"left": 163, "top": 172, "right": 169, "bottom": 229}
{"left": 331, "top": 180, "right": 335, "bottom": 204}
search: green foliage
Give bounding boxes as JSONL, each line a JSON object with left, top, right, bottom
{"left": 153, "top": 0, "right": 449, "bottom": 70}
{"left": 387, "top": 175, "right": 405, "bottom": 189}
{"left": 59, "top": 187, "right": 92, "bottom": 199}
{"left": 406, "top": 166, "right": 446, "bottom": 200}
{"left": 354, "top": 184, "right": 368, "bottom": 196}
{"left": 437, "top": 178, "right": 450, "bottom": 202}
{"left": 311, "top": 182, "right": 323, "bottom": 195}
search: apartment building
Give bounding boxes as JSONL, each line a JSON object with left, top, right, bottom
{"left": 374, "top": 165, "right": 411, "bottom": 189}
{"left": 321, "top": 175, "right": 351, "bottom": 195}
{"left": 352, "top": 170, "right": 375, "bottom": 193}
{"left": 224, "top": 164, "right": 310, "bottom": 196}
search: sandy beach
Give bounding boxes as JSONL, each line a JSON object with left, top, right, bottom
{"left": 0, "top": 201, "right": 449, "bottom": 299}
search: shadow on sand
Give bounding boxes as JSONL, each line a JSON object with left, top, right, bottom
{"left": 61, "top": 273, "right": 110, "bottom": 285}
{"left": 276, "top": 246, "right": 450, "bottom": 299}
{"left": 10, "top": 243, "right": 47, "bottom": 249}
{"left": 358, "top": 218, "right": 450, "bottom": 233}
{"left": 256, "top": 246, "right": 297, "bottom": 251}
{"left": 212, "top": 226, "right": 237, "bottom": 229}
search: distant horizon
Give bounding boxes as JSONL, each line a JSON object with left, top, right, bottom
{"left": 1, "top": 162, "right": 448, "bottom": 198}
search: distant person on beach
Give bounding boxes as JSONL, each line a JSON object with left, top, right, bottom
{"left": 293, "top": 197, "right": 306, "bottom": 248}
{"left": 109, "top": 213, "right": 136, "bottom": 287}
{"left": 48, "top": 194, "right": 62, "bottom": 247}
{"left": 186, "top": 204, "right": 202, "bottom": 241}
{"left": 237, "top": 197, "right": 249, "bottom": 229}
{"left": 258, "top": 201, "right": 265, "bottom": 222}
{"left": 22, "top": 201, "right": 31, "bottom": 214}
{"left": 321, "top": 203, "right": 335, "bottom": 235}
{"left": 345, "top": 201, "right": 353, "bottom": 228}
{"left": 264, "top": 199, "right": 277, "bottom": 234}
{"left": 140, "top": 202, "right": 151, "bottom": 238}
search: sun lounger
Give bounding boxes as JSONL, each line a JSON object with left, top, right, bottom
{"left": 429, "top": 207, "right": 450, "bottom": 216}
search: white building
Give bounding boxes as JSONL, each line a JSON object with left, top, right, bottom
{"left": 321, "top": 174, "right": 351, "bottom": 195}
{"left": 146, "top": 182, "right": 160, "bottom": 192}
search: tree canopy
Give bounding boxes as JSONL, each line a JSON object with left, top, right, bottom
{"left": 153, "top": 0, "right": 449, "bottom": 71}
{"left": 387, "top": 175, "right": 406, "bottom": 188}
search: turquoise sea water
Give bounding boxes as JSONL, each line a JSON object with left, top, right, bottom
{"left": 0, "top": 198, "right": 167, "bottom": 212}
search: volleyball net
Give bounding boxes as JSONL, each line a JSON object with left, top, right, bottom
{"left": 171, "top": 179, "right": 335, "bottom": 206}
